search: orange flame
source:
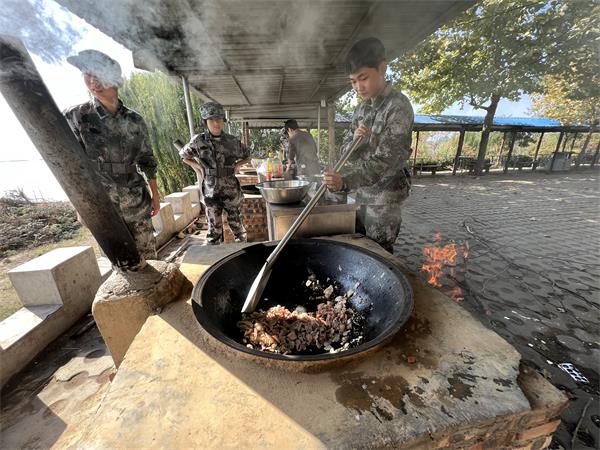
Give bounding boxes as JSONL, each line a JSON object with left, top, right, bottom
{"left": 421, "top": 235, "right": 468, "bottom": 302}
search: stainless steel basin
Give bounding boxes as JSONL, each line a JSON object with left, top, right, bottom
{"left": 256, "top": 180, "right": 311, "bottom": 204}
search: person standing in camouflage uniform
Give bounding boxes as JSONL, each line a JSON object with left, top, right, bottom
{"left": 63, "top": 50, "right": 160, "bottom": 261}
{"left": 323, "top": 37, "right": 414, "bottom": 253}
{"left": 179, "top": 102, "right": 250, "bottom": 244}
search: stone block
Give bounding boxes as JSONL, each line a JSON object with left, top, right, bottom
{"left": 0, "top": 305, "right": 62, "bottom": 387}
{"left": 165, "top": 192, "right": 193, "bottom": 231}
{"left": 0, "top": 305, "right": 61, "bottom": 350}
{"left": 152, "top": 202, "right": 175, "bottom": 246}
{"left": 92, "top": 260, "right": 192, "bottom": 367}
{"left": 1, "top": 246, "right": 102, "bottom": 387}
{"left": 8, "top": 246, "right": 101, "bottom": 308}
{"left": 97, "top": 256, "right": 113, "bottom": 283}
{"left": 182, "top": 185, "right": 201, "bottom": 204}
{"left": 191, "top": 202, "right": 201, "bottom": 219}
{"left": 173, "top": 213, "right": 187, "bottom": 232}
{"left": 164, "top": 192, "right": 192, "bottom": 218}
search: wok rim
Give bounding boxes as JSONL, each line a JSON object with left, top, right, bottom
{"left": 191, "top": 238, "right": 414, "bottom": 362}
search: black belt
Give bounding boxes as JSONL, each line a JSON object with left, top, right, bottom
{"left": 98, "top": 162, "right": 138, "bottom": 175}
{"left": 205, "top": 166, "right": 235, "bottom": 177}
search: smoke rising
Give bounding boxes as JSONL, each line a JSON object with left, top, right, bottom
{"left": 0, "top": 0, "right": 82, "bottom": 63}
{"left": 53, "top": 0, "right": 348, "bottom": 105}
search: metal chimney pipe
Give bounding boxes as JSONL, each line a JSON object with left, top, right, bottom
{"left": 0, "top": 36, "right": 141, "bottom": 268}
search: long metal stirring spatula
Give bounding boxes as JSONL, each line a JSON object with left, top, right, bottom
{"left": 241, "top": 137, "right": 364, "bottom": 313}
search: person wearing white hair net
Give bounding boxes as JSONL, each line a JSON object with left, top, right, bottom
{"left": 63, "top": 50, "right": 160, "bottom": 261}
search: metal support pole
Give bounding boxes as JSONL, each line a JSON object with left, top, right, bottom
{"left": 550, "top": 132, "right": 564, "bottom": 172}
{"left": 327, "top": 102, "right": 336, "bottom": 169}
{"left": 452, "top": 129, "right": 465, "bottom": 175}
{"left": 496, "top": 132, "right": 507, "bottom": 166}
{"left": 412, "top": 131, "right": 420, "bottom": 176}
{"left": 570, "top": 132, "right": 578, "bottom": 152}
{"left": 591, "top": 140, "right": 600, "bottom": 168}
{"left": 561, "top": 132, "right": 569, "bottom": 152}
{"left": 503, "top": 131, "right": 517, "bottom": 174}
{"left": 0, "top": 36, "right": 140, "bottom": 268}
{"left": 181, "top": 76, "right": 203, "bottom": 204}
{"left": 317, "top": 104, "right": 321, "bottom": 153}
{"left": 181, "top": 76, "right": 195, "bottom": 139}
{"left": 243, "top": 121, "right": 250, "bottom": 148}
{"left": 532, "top": 132, "right": 544, "bottom": 171}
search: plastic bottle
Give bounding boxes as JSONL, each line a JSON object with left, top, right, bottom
{"left": 273, "top": 153, "right": 283, "bottom": 178}
{"left": 265, "top": 155, "right": 273, "bottom": 181}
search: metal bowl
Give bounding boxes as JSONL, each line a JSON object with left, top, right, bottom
{"left": 256, "top": 180, "right": 310, "bottom": 204}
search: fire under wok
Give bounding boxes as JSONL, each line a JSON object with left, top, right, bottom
{"left": 192, "top": 239, "right": 413, "bottom": 368}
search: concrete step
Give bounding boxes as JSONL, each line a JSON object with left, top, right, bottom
{"left": 97, "top": 257, "right": 113, "bottom": 282}
{"left": 0, "top": 305, "right": 62, "bottom": 350}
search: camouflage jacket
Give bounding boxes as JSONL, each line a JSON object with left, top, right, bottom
{"left": 341, "top": 83, "right": 414, "bottom": 205}
{"left": 179, "top": 131, "right": 249, "bottom": 201}
{"left": 63, "top": 98, "right": 157, "bottom": 189}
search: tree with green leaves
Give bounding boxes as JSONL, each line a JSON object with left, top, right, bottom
{"left": 531, "top": 75, "right": 600, "bottom": 163}
{"left": 248, "top": 129, "right": 283, "bottom": 158}
{"left": 391, "top": 0, "right": 599, "bottom": 174}
{"left": 120, "top": 71, "right": 202, "bottom": 196}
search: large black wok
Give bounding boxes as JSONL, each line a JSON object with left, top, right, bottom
{"left": 192, "top": 239, "right": 413, "bottom": 368}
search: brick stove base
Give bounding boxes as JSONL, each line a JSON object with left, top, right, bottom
{"left": 223, "top": 194, "right": 268, "bottom": 243}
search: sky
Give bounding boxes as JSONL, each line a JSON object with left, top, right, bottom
{"left": 0, "top": 0, "right": 137, "bottom": 201}
{"left": 0, "top": 0, "right": 534, "bottom": 201}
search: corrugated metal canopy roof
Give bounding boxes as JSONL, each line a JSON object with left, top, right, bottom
{"left": 240, "top": 113, "right": 594, "bottom": 133}
{"left": 241, "top": 112, "right": 351, "bottom": 130}
{"left": 56, "top": 0, "right": 474, "bottom": 121}
{"left": 413, "top": 115, "right": 593, "bottom": 132}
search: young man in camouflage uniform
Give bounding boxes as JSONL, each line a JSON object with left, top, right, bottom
{"left": 323, "top": 37, "right": 414, "bottom": 253}
{"left": 63, "top": 50, "right": 160, "bottom": 260}
{"left": 179, "top": 102, "right": 250, "bottom": 244}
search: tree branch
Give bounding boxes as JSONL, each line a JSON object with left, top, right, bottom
{"left": 469, "top": 95, "right": 490, "bottom": 111}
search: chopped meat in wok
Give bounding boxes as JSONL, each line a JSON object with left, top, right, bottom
{"left": 238, "top": 276, "right": 367, "bottom": 354}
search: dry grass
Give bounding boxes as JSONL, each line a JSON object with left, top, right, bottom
{"left": 0, "top": 197, "right": 81, "bottom": 258}
{"left": 0, "top": 197, "right": 101, "bottom": 320}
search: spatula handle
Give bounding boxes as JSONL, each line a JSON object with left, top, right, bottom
{"left": 264, "top": 137, "right": 364, "bottom": 267}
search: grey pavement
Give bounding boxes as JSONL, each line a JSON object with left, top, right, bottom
{"left": 394, "top": 169, "right": 600, "bottom": 449}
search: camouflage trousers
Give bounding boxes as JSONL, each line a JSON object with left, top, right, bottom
{"left": 204, "top": 201, "right": 247, "bottom": 244}
{"left": 108, "top": 183, "right": 157, "bottom": 260}
{"left": 124, "top": 214, "right": 157, "bottom": 260}
{"left": 356, "top": 203, "right": 404, "bottom": 254}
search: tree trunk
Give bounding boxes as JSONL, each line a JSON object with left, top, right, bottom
{"left": 475, "top": 94, "right": 500, "bottom": 175}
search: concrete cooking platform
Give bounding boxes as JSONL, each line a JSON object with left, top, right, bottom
{"left": 63, "top": 235, "right": 567, "bottom": 449}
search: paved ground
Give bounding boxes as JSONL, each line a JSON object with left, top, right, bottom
{"left": 1, "top": 169, "right": 598, "bottom": 449}
{"left": 394, "top": 169, "right": 600, "bottom": 449}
